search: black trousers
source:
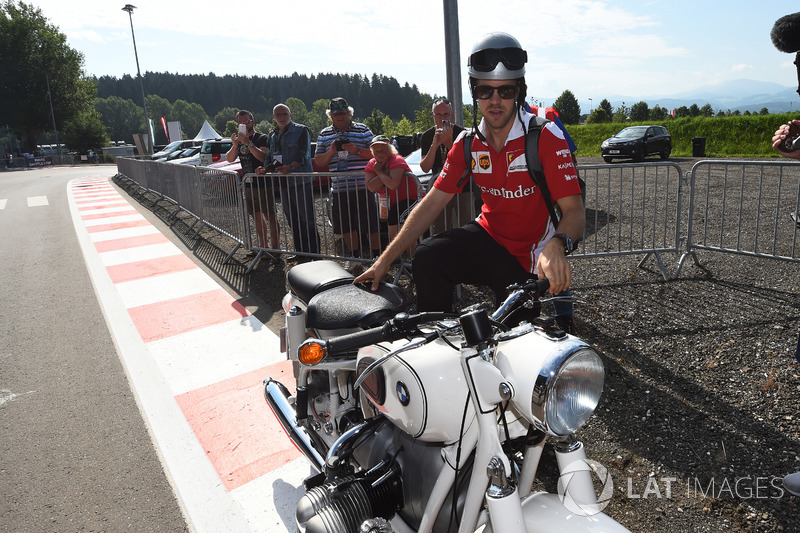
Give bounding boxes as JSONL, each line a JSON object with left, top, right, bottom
{"left": 412, "top": 222, "right": 535, "bottom": 312}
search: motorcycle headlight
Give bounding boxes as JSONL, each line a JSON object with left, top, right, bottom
{"left": 535, "top": 348, "right": 604, "bottom": 436}
{"left": 496, "top": 333, "right": 604, "bottom": 437}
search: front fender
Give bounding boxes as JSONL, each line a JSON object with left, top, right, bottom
{"left": 482, "top": 492, "right": 630, "bottom": 533}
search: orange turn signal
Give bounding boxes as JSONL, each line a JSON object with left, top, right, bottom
{"left": 298, "top": 340, "right": 326, "bottom": 365}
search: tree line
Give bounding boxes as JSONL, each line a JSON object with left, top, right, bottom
{"left": 550, "top": 90, "right": 773, "bottom": 125}
{"left": 3, "top": 1, "right": 774, "bottom": 156}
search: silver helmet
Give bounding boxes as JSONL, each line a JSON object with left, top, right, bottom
{"left": 467, "top": 32, "right": 527, "bottom": 80}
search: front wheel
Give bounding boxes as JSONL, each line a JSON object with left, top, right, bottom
{"left": 660, "top": 149, "right": 671, "bottom": 160}
{"left": 603, "top": 156, "right": 614, "bottom": 163}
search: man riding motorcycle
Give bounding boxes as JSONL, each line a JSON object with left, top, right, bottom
{"left": 355, "top": 32, "right": 585, "bottom": 314}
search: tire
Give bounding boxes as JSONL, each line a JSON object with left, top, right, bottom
{"left": 603, "top": 156, "right": 614, "bottom": 163}
{"left": 660, "top": 150, "right": 671, "bottom": 160}
{"left": 633, "top": 148, "right": 645, "bottom": 162}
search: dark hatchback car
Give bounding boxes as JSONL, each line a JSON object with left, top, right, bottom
{"left": 601, "top": 125, "right": 671, "bottom": 163}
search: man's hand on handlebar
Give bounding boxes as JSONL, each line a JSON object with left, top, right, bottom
{"left": 537, "top": 239, "right": 572, "bottom": 295}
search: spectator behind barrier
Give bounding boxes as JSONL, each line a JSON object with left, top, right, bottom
{"left": 314, "top": 98, "right": 380, "bottom": 261}
{"left": 226, "top": 109, "right": 277, "bottom": 251}
{"left": 364, "top": 135, "right": 421, "bottom": 257}
{"left": 259, "top": 103, "right": 320, "bottom": 256}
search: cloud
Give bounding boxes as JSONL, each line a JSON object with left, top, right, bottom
{"left": 731, "top": 63, "right": 753, "bottom": 73}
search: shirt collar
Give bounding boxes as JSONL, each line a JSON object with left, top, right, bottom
{"left": 477, "top": 107, "right": 531, "bottom": 146}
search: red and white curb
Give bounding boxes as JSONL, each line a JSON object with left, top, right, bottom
{"left": 68, "top": 177, "right": 311, "bottom": 532}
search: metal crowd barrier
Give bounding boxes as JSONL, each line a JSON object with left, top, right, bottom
{"left": 115, "top": 157, "right": 800, "bottom": 281}
{"left": 194, "top": 166, "right": 248, "bottom": 257}
{"left": 239, "top": 171, "right": 424, "bottom": 273}
{"left": 676, "top": 160, "right": 800, "bottom": 278}
{"left": 575, "top": 162, "right": 685, "bottom": 280}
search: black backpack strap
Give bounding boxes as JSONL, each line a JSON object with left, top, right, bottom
{"left": 525, "top": 116, "right": 561, "bottom": 225}
{"left": 456, "top": 130, "right": 475, "bottom": 192}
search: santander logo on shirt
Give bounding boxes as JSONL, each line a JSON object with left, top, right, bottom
{"left": 479, "top": 183, "right": 537, "bottom": 199}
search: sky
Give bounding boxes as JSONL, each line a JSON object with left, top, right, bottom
{"left": 22, "top": 0, "right": 800, "bottom": 112}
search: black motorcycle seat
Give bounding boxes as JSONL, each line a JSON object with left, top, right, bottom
{"left": 287, "top": 260, "right": 355, "bottom": 305}
{"left": 307, "top": 282, "right": 406, "bottom": 330}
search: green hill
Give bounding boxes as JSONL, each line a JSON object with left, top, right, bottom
{"left": 566, "top": 114, "right": 797, "bottom": 158}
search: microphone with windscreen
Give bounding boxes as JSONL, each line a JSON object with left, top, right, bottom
{"left": 771, "top": 12, "right": 800, "bottom": 151}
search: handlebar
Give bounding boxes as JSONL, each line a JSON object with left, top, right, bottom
{"left": 324, "top": 321, "right": 396, "bottom": 356}
{"left": 491, "top": 278, "right": 550, "bottom": 323}
{"left": 324, "top": 312, "right": 456, "bottom": 357}
{"left": 320, "top": 278, "right": 558, "bottom": 390}
{"left": 326, "top": 279, "right": 553, "bottom": 357}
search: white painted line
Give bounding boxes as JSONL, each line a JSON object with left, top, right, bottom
{"left": 79, "top": 205, "right": 136, "bottom": 216}
{"left": 230, "top": 459, "right": 313, "bottom": 533}
{"left": 0, "top": 199, "right": 6, "bottom": 210}
{"left": 146, "top": 317, "right": 283, "bottom": 395}
{"left": 27, "top": 195, "right": 49, "bottom": 207}
{"left": 82, "top": 214, "right": 146, "bottom": 226}
{"left": 75, "top": 194, "right": 122, "bottom": 201}
{"left": 89, "top": 225, "right": 161, "bottom": 242}
{"left": 75, "top": 200, "right": 129, "bottom": 208}
{"left": 98, "top": 242, "right": 183, "bottom": 266}
{"left": 115, "top": 268, "right": 223, "bottom": 309}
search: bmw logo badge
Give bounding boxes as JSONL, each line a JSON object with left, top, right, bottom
{"left": 396, "top": 382, "right": 410, "bottom": 406}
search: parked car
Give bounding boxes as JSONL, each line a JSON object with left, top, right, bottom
{"left": 168, "top": 147, "right": 202, "bottom": 165}
{"left": 165, "top": 146, "right": 200, "bottom": 161}
{"left": 208, "top": 158, "right": 242, "bottom": 176}
{"left": 404, "top": 148, "right": 433, "bottom": 187}
{"left": 199, "top": 139, "right": 232, "bottom": 166}
{"left": 600, "top": 125, "right": 671, "bottom": 163}
{"left": 151, "top": 139, "right": 203, "bottom": 160}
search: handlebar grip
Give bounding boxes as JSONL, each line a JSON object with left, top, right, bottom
{"left": 325, "top": 322, "right": 394, "bottom": 356}
{"left": 523, "top": 277, "right": 550, "bottom": 296}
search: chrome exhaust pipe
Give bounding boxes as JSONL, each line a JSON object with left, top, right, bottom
{"left": 263, "top": 379, "right": 325, "bottom": 472}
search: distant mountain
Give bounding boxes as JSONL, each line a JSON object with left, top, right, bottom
{"left": 575, "top": 78, "right": 800, "bottom": 115}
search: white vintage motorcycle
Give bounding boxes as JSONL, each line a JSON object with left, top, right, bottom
{"left": 265, "top": 260, "right": 629, "bottom": 533}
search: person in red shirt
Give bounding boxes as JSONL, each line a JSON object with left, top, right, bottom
{"left": 364, "top": 135, "right": 421, "bottom": 256}
{"left": 356, "top": 32, "right": 584, "bottom": 313}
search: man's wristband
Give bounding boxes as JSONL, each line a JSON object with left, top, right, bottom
{"left": 553, "top": 233, "right": 574, "bottom": 255}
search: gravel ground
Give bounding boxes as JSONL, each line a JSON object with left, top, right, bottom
{"left": 115, "top": 155, "right": 800, "bottom": 532}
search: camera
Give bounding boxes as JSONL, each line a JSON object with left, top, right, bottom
{"left": 335, "top": 139, "right": 346, "bottom": 151}
{"left": 442, "top": 120, "right": 451, "bottom": 131}
{"left": 263, "top": 159, "right": 282, "bottom": 172}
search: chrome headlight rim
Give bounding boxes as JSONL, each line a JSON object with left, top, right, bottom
{"left": 531, "top": 346, "right": 604, "bottom": 437}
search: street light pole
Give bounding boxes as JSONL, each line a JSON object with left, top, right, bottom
{"left": 44, "top": 71, "right": 61, "bottom": 158}
{"left": 122, "top": 4, "right": 151, "bottom": 154}
{"left": 442, "top": 0, "right": 463, "bottom": 126}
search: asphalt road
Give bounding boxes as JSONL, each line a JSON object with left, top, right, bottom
{"left": 0, "top": 166, "right": 187, "bottom": 532}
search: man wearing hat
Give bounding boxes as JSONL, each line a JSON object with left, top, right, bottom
{"left": 314, "top": 98, "right": 380, "bottom": 260}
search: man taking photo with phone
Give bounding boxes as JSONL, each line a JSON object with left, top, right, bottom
{"left": 226, "top": 109, "right": 277, "bottom": 251}
{"left": 418, "top": 98, "right": 472, "bottom": 233}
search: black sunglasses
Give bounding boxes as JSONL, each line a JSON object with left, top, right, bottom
{"left": 468, "top": 47, "right": 527, "bottom": 72}
{"left": 472, "top": 84, "right": 518, "bottom": 100}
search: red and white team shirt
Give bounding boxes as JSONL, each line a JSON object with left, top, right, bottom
{"left": 433, "top": 108, "right": 581, "bottom": 274}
